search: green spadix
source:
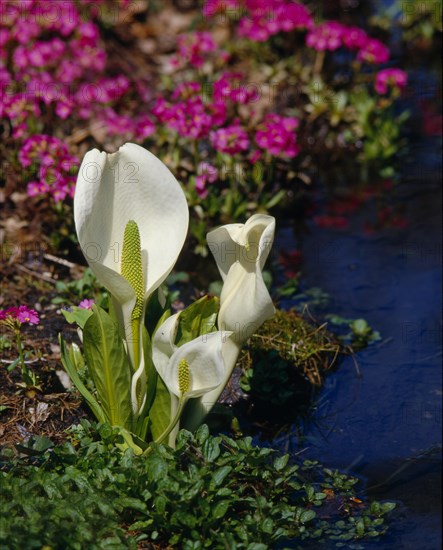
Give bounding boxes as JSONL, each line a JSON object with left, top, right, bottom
{"left": 121, "top": 220, "right": 144, "bottom": 321}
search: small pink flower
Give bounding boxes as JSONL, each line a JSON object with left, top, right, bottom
{"left": 136, "top": 116, "right": 156, "bottom": 139}
{"left": 210, "top": 124, "right": 250, "bottom": 155}
{"left": 176, "top": 31, "right": 217, "bottom": 68}
{"left": 306, "top": 21, "right": 346, "bottom": 51}
{"left": 357, "top": 38, "right": 390, "bottom": 64}
{"left": 255, "top": 114, "right": 300, "bottom": 158}
{"left": 342, "top": 26, "right": 368, "bottom": 50}
{"left": 0, "top": 306, "right": 40, "bottom": 326}
{"left": 79, "top": 299, "right": 95, "bottom": 310}
{"left": 16, "top": 306, "right": 40, "bottom": 325}
{"left": 375, "top": 68, "right": 408, "bottom": 95}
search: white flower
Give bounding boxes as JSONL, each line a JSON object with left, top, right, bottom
{"left": 208, "top": 214, "right": 276, "bottom": 342}
{"left": 185, "top": 214, "right": 275, "bottom": 426}
{"left": 74, "top": 143, "right": 189, "bottom": 414}
{"left": 152, "top": 314, "right": 228, "bottom": 400}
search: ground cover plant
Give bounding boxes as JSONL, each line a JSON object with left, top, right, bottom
{"left": 0, "top": 421, "right": 396, "bottom": 550}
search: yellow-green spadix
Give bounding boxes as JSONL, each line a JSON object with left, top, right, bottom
{"left": 152, "top": 313, "right": 228, "bottom": 400}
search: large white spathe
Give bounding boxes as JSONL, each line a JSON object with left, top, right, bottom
{"left": 74, "top": 143, "right": 189, "bottom": 364}
{"left": 75, "top": 143, "right": 189, "bottom": 307}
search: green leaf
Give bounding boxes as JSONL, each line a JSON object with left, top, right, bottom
{"left": 68, "top": 342, "right": 85, "bottom": 372}
{"left": 148, "top": 375, "right": 171, "bottom": 441}
{"left": 175, "top": 295, "right": 219, "bottom": 346}
{"left": 83, "top": 306, "right": 133, "bottom": 430}
{"left": 265, "top": 189, "right": 286, "bottom": 209}
{"left": 202, "top": 437, "right": 221, "bottom": 462}
{"left": 212, "top": 466, "right": 232, "bottom": 486}
{"left": 59, "top": 334, "right": 106, "bottom": 423}
{"left": 299, "top": 510, "right": 316, "bottom": 523}
{"left": 211, "top": 500, "right": 230, "bottom": 520}
{"left": 274, "top": 454, "right": 289, "bottom": 471}
{"left": 61, "top": 307, "right": 93, "bottom": 329}
{"left": 145, "top": 289, "right": 170, "bottom": 336}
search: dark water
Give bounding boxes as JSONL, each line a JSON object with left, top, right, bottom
{"left": 269, "top": 121, "right": 442, "bottom": 546}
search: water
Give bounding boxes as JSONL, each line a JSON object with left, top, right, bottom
{"left": 269, "top": 115, "right": 442, "bottom": 547}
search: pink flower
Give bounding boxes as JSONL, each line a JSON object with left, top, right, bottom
{"left": 16, "top": 306, "right": 40, "bottom": 325}
{"left": 357, "top": 38, "right": 390, "bottom": 64}
{"left": 202, "top": 0, "right": 240, "bottom": 18}
{"left": 79, "top": 299, "right": 95, "bottom": 310}
{"left": 176, "top": 31, "right": 217, "bottom": 68}
{"left": 213, "top": 72, "right": 259, "bottom": 105}
{"left": 375, "top": 68, "right": 408, "bottom": 95}
{"left": 342, "top": 26, "right": 368, "bottom": 50}
{"left": 0, "top": 306, "right": 40, "bottom": 326}
{"left": 136, "top": 115, "right": 156, "bottom": 139}
{"left": 195, "top": 162, "right": 218, "bottom": 198}
{"left": 210, "top": 124, "right": 250, "bottom": 155}
{"left": 237, "top": 0, "right": 313, "bottom": 42}
{"left": 19, "top": 135, "right": 78, "bottom": 201}
{"left": 255, "top": 114, "right": 300, "bottom": 158}
{"left": 153, "top": 97, "right": 214, "bottom": 139}
{"left": 306, "top": 21, "right": 346, "bottom": 51}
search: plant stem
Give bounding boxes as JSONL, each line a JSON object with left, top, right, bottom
{"left": 153, "top": 397, "right": 185, "bottom": 446}
{"left": 15, "top": 329, "right": 31, "bottom": 384}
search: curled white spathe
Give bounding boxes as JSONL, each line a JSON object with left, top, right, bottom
{"left": 208, "top": 213, "right": 276, "bottom": 343}
{"left": 184, "top": 214, "right": 276, "bottom": 429}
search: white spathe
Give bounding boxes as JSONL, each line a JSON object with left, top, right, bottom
{"left": 208, "top": 213, "right": 276, "bottom": 342}
{"left": 185, "top": 214, "right": 276, "bottom": 427}
{"left": 152, "top": 314, "right": 228, "bottom": 399}
{"left": 74, "top": 143, "right": 189, "bottom": 308}
{"left": 74, "top": 143, "right": 189, "bottom": 417}
{"left": 74, "top": 143, "right": 189, "bottom": 360}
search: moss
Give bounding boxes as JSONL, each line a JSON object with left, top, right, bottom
{"left": 241, "top": 308, "right": 343, "bottom": 387}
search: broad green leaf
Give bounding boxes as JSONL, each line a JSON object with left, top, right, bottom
{"left": 148, "top": 375, "right": 171, "bottom": 441}
{"left": 175, "top": 295, "right": 219, "bottom": 346}
{"left": 134, "top": 326, "right": 157, "bottom": 440}
{"left": 83, "top": 306, "right": 133, "bottom": 430}
{"left": 145, "top": 289, "right": 170, "bottom": 336}
{"left": 59, "top": 334, "right": 106, "bottom": 423}
{"left": 61, "top": 307, "right": 93, "bottom": 329}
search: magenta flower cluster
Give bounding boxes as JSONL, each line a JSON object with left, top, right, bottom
{"left": 18, "top": 135, "right": 78, "bottom": 201}
{"left": 173, "top": 31, "right": 225, "bottom": 69}
{"left": 1, "top": 0, "right": 153, "bottom": 197}
{"left": 210, "top": 123, "right": 250, "bottom": 155}
{"left": 203, "top": 0, "right": 391, "bottom": 64}
{"left": 0, "top": 306, "right": 40, "bottom": 326}
{"left": 195, "top": 162, "right": 218, "bottom": 198}
{"left": 236, "top": 1, "right": 313, "bottom": 42}
{"left": 375, "top": 69, "right": 408, "bottom": 95}
{"left": 255, "top": 114, "right": 300, "bottom": 158}
{"left": 306, "top": 22, "right": 389, "bottom": 63}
